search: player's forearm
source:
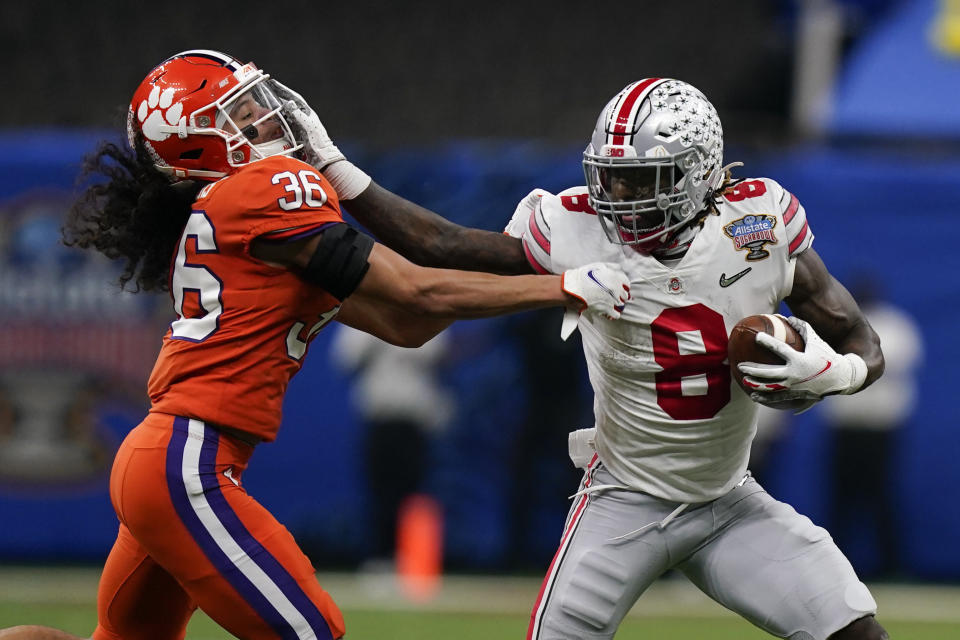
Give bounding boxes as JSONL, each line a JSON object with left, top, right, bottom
{"left": 344, "top": 181, "right": 534, "bottom": 274}
{"left": 786, "top": 249, "right": 884, "bottom": 390}
{"left": 340, "top": 298, "right": 455, "bottom": 348}
{"left": 410, "top": 270, "right": 568, "bottom": 318}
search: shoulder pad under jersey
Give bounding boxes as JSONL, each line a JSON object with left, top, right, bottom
{"left": 526, "top": 187, "right": 619, "bottom": 273}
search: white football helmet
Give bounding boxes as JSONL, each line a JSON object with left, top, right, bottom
{"left": 583, "top": 79, "right": 724, "bottom": 251}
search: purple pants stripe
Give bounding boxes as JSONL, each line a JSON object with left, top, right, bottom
{"left": 166, "top": 417, "right": 332, "bottom": 639}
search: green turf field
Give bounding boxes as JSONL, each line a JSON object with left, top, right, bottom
{"left": 1, "top": 605, "right": 957, "bottom": 639}
{"left": 1, "top": 568, "right": 957, "bottom": 639}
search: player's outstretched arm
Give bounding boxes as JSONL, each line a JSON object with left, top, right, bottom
{"left": 252, "top": 228, "right": 628, "bottom": 347}
{"left": 338, "top": 243, "right": 628, "bottom": 346}
{"left": 345, "top": 181, "right": 533, "bottom": 275}
{"left": 277, "top": 91, "right": 532, "bottom": 275}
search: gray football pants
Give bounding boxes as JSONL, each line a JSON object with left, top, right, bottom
{"left": 528, "top": 462, "right": 877, "bottom": 640}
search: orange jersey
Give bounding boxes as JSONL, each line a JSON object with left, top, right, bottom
{"left": 148, "top": 156, "right": 343, "bottom": 441}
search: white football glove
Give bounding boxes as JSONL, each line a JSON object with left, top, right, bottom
{"left": 738, "top": 316, "right": 868, "bottom": 403}
{"left": 272, "top": 80, "right": 371, "bottom": 199}
{"left": 748, "top": 391, "right": 820, "bottom": 415}
{"left": 271, "top": 80, "right": 345, "bottom": 169}
{"left": 560, "top": 262, "right": 630, "bottom": 339}
{"left": 504, "top": 188, "right": 548, "bottom": 238}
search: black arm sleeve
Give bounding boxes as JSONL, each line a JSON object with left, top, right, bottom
{"left": 301, "top": 223, "right": 374, "bottom": 300}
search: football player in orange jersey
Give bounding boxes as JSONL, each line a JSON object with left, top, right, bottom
{"left": 0, "top": 50, "right": 631, "bottom": 640}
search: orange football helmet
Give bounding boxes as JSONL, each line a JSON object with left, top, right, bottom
{"left": 127, "top": 49, "right": 301, "bottom": 180}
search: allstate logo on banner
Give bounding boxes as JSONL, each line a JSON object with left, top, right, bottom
{"left": 0, "top": 194, "right": 166, "bottom": 490}
{"left": 723, "top": 214, "right": 778, "bottom": 261}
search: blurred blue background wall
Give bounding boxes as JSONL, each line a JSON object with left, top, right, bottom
{"left": 0, "top": 0, "right": 958, "bottom": 583}
{"left": 0, "top": 137, "right": 956, "bottom": 578}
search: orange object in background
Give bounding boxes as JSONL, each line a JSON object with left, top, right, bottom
{"left": 395, "top": 494, "right": 443, "bottom": 602}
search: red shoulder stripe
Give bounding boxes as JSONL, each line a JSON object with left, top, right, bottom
{"left": 527, "top": 207, "right": 551, "bottom": 253}
{"left": 523, "top": 241, "right": 550, "bottom": 274}
{"left": 783, "top": 193, "right": 800, "bottom": 225}
{"left": 788, "top": 220, "right": 809, "bottom": 253}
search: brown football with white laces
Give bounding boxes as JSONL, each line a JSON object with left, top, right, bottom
{"left": 728, "top": 314, "right": 805, "bottom": 395}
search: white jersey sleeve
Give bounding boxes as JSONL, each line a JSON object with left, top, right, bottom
{"left": 770, "top": 179, "right": 814, "bottom": 258}
{"left": 520, "top": 194, "right": 555, "bottom": 275}
{"left": 518, "top": 187, "right": 622, "bottom": 276}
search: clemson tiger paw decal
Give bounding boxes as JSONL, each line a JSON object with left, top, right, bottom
{"left": 136, "top": 86, "right": 182, "bottom": 142}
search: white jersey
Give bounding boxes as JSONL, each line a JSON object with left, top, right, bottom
{"left": 520, "top": 177, "right": 814, "bottom": 503}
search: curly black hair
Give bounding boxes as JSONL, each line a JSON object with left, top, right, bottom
{"left": 63, "top": 138, "right": 202, "bottom": 293}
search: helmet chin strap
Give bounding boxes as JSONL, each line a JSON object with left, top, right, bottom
{"left": 252, "top": 137, "right": 293, "bottom": 159}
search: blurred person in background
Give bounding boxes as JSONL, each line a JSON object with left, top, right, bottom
{"left": 506, "top": 309, "right": 589, "bottom": 570}
{"left": 330, "top": 325, "right": 453, "bottom": 567}
{"left": 0, "top": 49, "right": 630, "bottom": 640}
{"left": 822, "top": 272, "right": 923, "bottom": 580}
{"left": 288, "top": 77, "right": 890, "bottom": 639}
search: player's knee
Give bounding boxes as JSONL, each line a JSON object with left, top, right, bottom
{"left": 828, "top": 615, "right": 889, "bottom": 640}
{"left": 556, "top": 551, "right": 629, "bottom": 633}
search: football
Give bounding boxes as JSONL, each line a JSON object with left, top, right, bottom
{"left": 728, "top": 314, "right": 805, "bottom": 395}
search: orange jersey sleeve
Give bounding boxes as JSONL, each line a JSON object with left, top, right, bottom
{"left": 148, "top": 156, "right": 346, "bottom": 441}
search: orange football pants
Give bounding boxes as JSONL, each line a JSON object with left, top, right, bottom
{"left": 92, "top": 412, "right": 345, "bottom": 640}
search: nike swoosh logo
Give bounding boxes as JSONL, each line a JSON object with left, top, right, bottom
{"left": 587, "top": 269, "right": 615, "bottom": 298}
{"left": 223, "top": 467, "right": 240, "bottom": 487}
{"left": 719, "top": 267, "right": 752, "bottom": 288}
{"left": 798, "top": 361, "right": 831, "bottom": 383}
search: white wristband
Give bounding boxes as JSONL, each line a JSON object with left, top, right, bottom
{"left": 323, "top": 160, "right": 372, "bottom": 201}
{"left": 840, "top": 353, "right": 868, "bottom": 394}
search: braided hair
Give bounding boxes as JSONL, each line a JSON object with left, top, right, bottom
{"left": 708, "top": 166, "right": 745, "bottom": 214}
{"left": 664, "top": 164, "right": 744, "bottom": 246}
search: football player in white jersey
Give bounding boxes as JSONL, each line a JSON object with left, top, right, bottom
{"left": 280, "top": 78, "right": 887, "bottom": 640}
